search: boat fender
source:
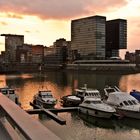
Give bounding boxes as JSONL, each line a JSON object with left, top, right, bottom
{"left": 86, "top": 110, "right": 89, "bottom": 115}
{"left": 15, "top": 97, "right": 18, "bottom": 104}
{"left": 95, "top": 110, "right": 98, "bottom": 115}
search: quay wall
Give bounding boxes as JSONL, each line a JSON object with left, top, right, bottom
{"left": 66, "top": 63, "right": 137, "bottom": 72}
{"left": 0, "top": 63, "right": 40, "bottom": 73}
{"left": 0, "top": 63, "right": 63, "bottom": 73}
{"left": 0, "top": 62, "right": 140, "bottom": 73}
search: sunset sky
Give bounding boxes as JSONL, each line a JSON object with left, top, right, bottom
{"left": 0, "top": 0, "right": 140, "bottom": 58}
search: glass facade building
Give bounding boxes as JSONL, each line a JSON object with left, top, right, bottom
{"left": 106, "top": 19, "right": 127, "bottom": 58}
{"left": 71, "top": 16, "right": 106, "bottom": 60}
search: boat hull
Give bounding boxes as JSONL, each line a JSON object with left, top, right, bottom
{"left": 116, "top": 108, "right": 140, "bottom": 119}
{"left": 33, "top": 99, "right": 56, "bottom": 108}
{"left": 79, "top": 105, "right": 114, "bottom": 119}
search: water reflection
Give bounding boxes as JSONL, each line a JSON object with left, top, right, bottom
{"left": 78, "top": 113, "right": 116, "bottom": 129}
{"left": 39, "top": 112, "right": 140, "bottom": 140}
{"left": 0, "top": 71, "right": 140, "bottom": 140}
{"left": 78, "top": 113, "right": 140, "bottom": 131}
{"left": 0, "top": 71, "right": 140, "bottom": 109}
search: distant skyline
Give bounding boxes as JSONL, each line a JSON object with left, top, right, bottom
{"left": 0, "top": 0, "right": 140, "bottom": 58}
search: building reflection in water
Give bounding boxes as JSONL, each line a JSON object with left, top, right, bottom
{"left": 0, "top": 71, "right": 140, "bottom": 109}
{"left": 0, "top": 71, "right": 140, "bottom": 140}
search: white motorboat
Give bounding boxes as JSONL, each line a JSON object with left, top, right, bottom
{"left": 79, "top": 98, "right": 116, "bottom": 118}
{"left": 106, "top": 92, "right": 140, "bottom": 119}
{"left": 33, "top": 90, "right": 57, "bottom": 108}
{"left": 75, "top": 84, "right": 101, "bottom": 100}
{"left": 0, "top": 86, "right": 20, "bottom": 105}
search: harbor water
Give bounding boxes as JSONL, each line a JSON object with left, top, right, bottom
{"left": 0, "top": 71, "right": 140, "bottom": 140}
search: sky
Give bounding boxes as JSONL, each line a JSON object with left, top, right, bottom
{"left": 0, "top": 0, "right": 140, "bottom": 58}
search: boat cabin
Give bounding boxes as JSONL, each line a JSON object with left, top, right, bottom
{"left": 104, "top": 86, "right": 120, "bottom": 98}
{"left": 83, "top": 98, "right": 102, "bottom": 104}
{"left": 107, "top": 92, "right": 139, "bottom": 106}
{"left": 75, "top": 88, "right": 100, "bottom": 98}
{"left": 38, "top": 91, "right": 53, "bottom": 98}
{"left": 0, "top": 87, "right": 20, "bottom": 105}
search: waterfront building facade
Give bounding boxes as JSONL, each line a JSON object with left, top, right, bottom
{"left": 106, "top": 19, "right": 127, "bottom": 58}
{"left": 125, "top": 50, "right": 140, "bottom": 67}
{"left": 16, "top": 44, "right": 32, "bottom": 63}
{"left": 44, "top": 38, "right": 69, "bottom": 65}
{"left": 16, "top": 44, "right": 44, "bottom": 63}
{"left": 31, "top": 44, "right": 44, "bottom": 63}
{"left": 1, "top": 34, "right": 24, "bottom": 62}
{"left": 71, "top": 15, "right": 106, "bottom": 60}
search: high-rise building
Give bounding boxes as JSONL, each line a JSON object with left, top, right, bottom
{"left": 71, "top": 15, "right": 106, "bottom": 60}
{"left": 106, "top": 19, "right": 127, "bottom": 58}
{"left": 1, "top": 34, "right": 24, "bottom": 62}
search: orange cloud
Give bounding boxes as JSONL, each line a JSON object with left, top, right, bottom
{"left": 6, "top": 13, "right": 23, "bottom": 19}
{"left": 25, "top": 30, "right": 31, "bottom": 33}
{"left": 0, "top": 0, "right": 128, "bottom": 20}
{"left": 0, "top": 21, "right": 8, "bottom": 26}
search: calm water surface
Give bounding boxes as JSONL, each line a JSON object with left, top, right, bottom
{"left": 0, "top": 71, "right": 140, "bottom": 140}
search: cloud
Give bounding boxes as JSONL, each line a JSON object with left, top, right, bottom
{"left": 125, "top": 16, "right": 140, "bottom": 51}
{"left": 0, "top": 21, "right": 8, "bottom": 26}
{"left": 0, "top": 0, "right": 128, "bottom": 20}
{"left": 6, "top": 13, "right": 23, "bottom": 19}
{"left": 0, "top": 42, "right": 4, "bottom": 45}
{"left": 25, "top": 30, "right": 31, "bottom": 33}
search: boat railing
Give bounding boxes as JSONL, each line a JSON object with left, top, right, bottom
{"left": 0, "top": 93, "right": 61, "bottom": 140}
{"left": 114, "top": 86, "right": 121, "bottom": 92}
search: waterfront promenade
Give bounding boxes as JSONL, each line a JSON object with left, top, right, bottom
{"left": 0, "top": 93, "right": 61, "bottom": 140}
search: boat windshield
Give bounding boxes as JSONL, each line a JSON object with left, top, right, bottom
{"left": 42, "top": 95, "right": 53, "bottom": 98}
{"left": 105, "top": 88, "right": 116, "bottom": 94}
{"left": 85, "top": 92, "right": 99, "bottom": 96}
{"left": 91, "top": 101, "right": 102, "bottom": 104}
{"left": 9, "top": 90, "right": 15, "bottom": 94}
{"left": 1, "top": 90, "right": 8, "bottom": 95}
{"left": 120, "top": 100, "right": 138, "bottom": 106}
{"left": 77, "top": 91, "right": 83, "bottom": 95}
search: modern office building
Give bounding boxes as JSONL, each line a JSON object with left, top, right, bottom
{"left": 106, "top": 19, "right": 127, "bottom": 58}
{"left": 71, "top": 15, "right": 106, "bottom": 60}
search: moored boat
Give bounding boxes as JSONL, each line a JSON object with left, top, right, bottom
{"left": 0, "top": 86, "right": 20, "bottom": 105}
{"left": 79, "top": 97, "right": 116, "bottom": 118}
{"left": 130, "top": 90, "right": 140, "bottom": 101}
{"left": 75, "top": 84, "right": 101, "bottom": 101}
{"left": 106, "top": 91, "right": 140, "bottom": 119}
{"left": 33, "top": 90, "right": 57, "bottom": 108}
{"left": 60, "top": 95, "right": 81, "bottom": 107}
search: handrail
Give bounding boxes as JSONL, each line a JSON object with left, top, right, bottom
{"left": 0, "top": 93, "right": 61, "bottom": 140}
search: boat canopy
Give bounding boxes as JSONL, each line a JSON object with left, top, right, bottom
{"left": 75, "top": 89, "right": 99, "bottom": 93}
{"left": 107, "top": 92, "right": 137, "bottom": 106}
{"left": 130, "top": 90, "right": 140, "bottom": 101}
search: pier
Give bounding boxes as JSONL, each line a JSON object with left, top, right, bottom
{"left": 0, "top": 93, "right": 61, "bottom": 140}
{"left": 28, "top": 102, "right": 79, "bottom": 125}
